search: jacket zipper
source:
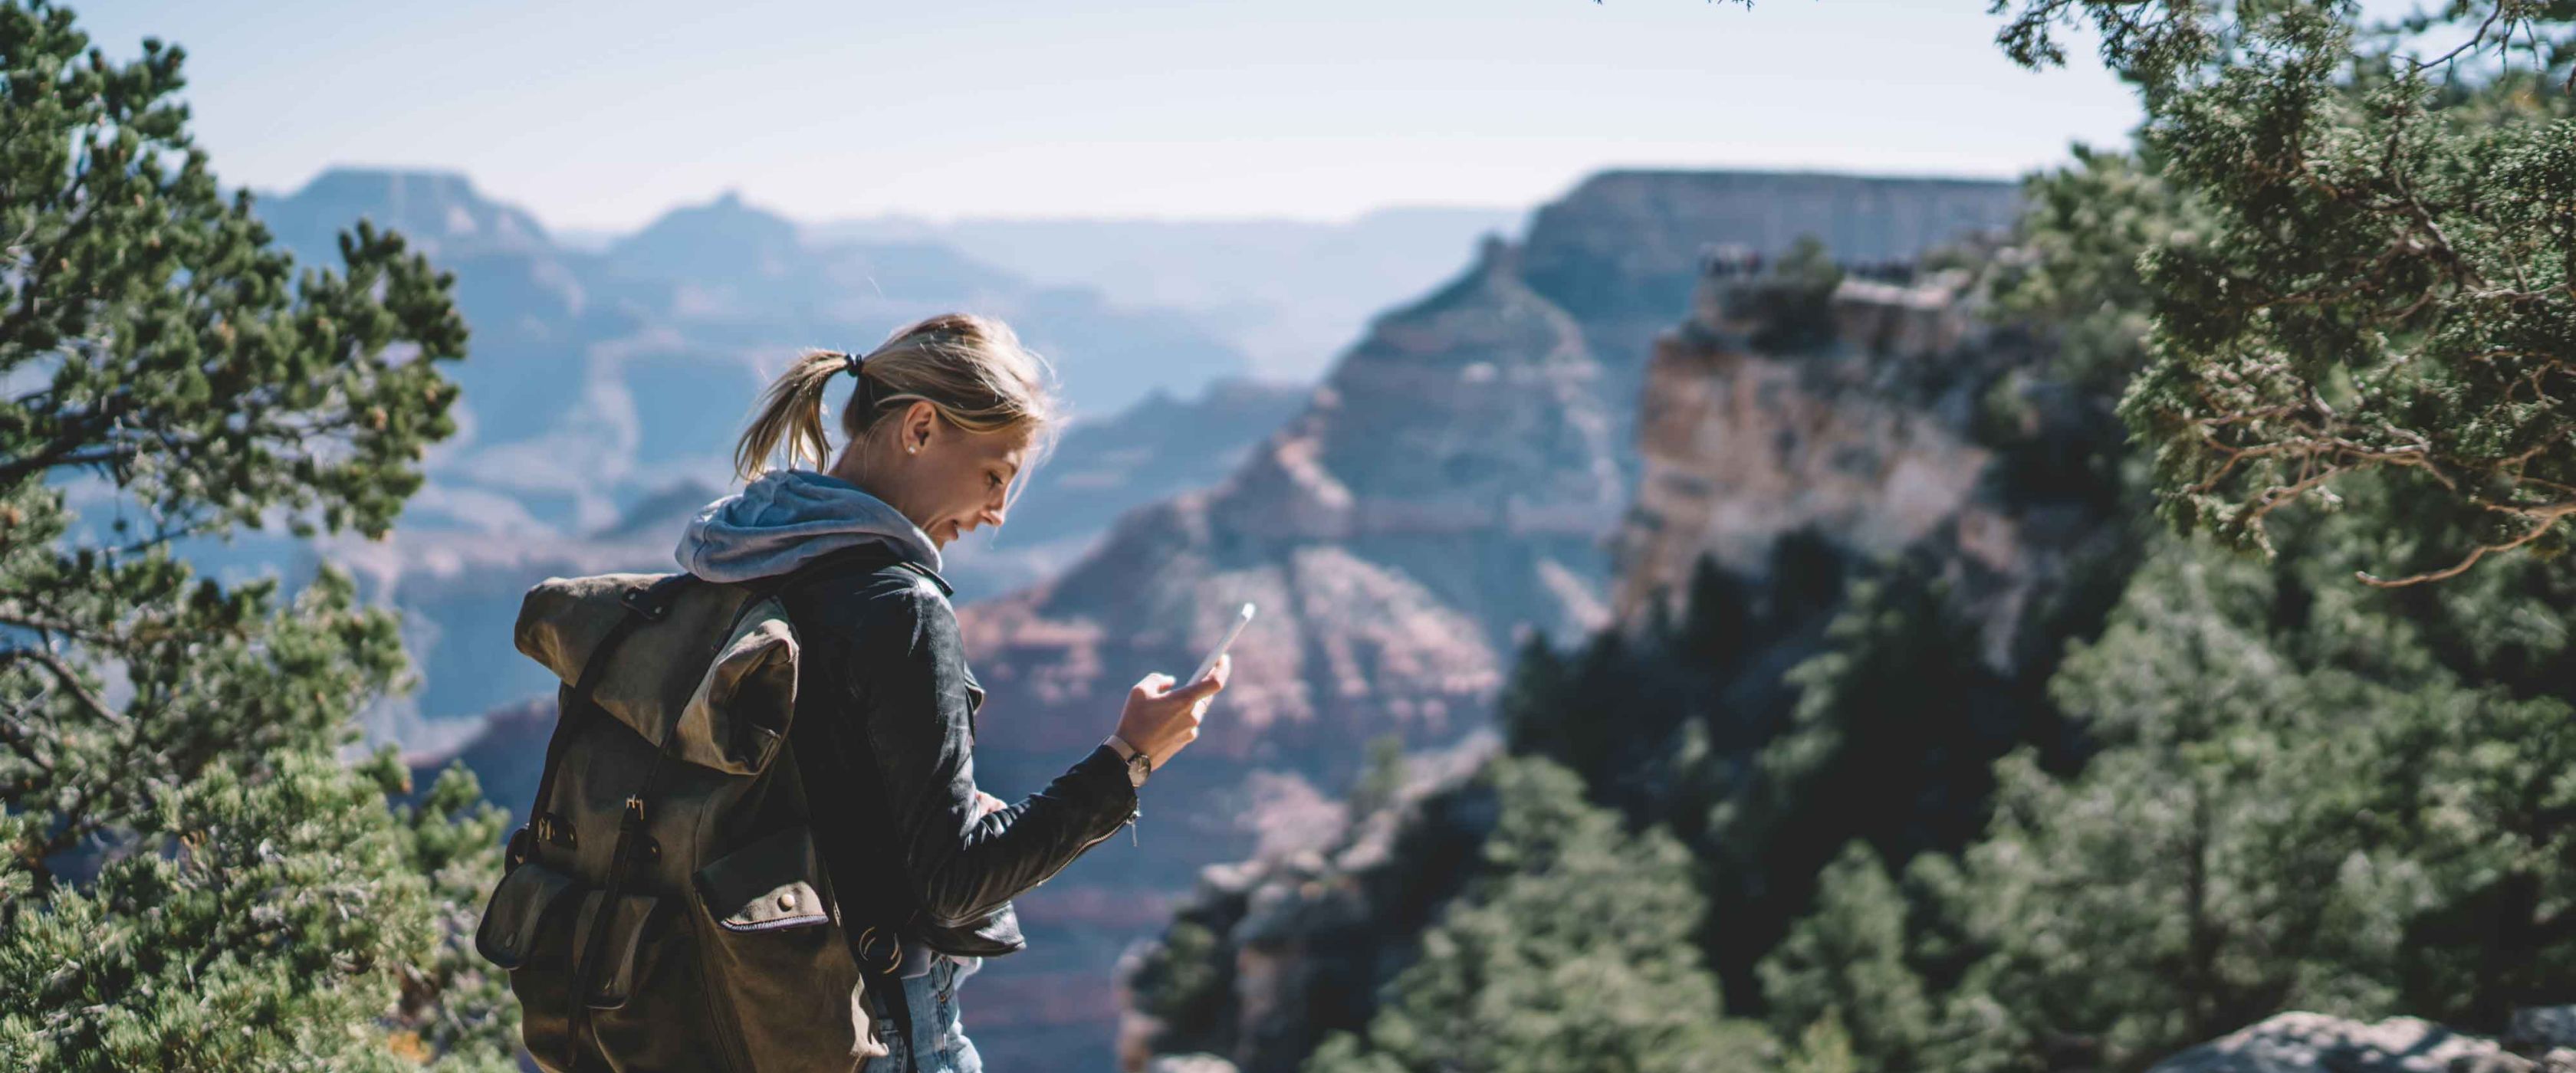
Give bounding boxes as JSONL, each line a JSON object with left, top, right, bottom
{"left": 1010, "top": 806, "right": 1134, "bottom": 910}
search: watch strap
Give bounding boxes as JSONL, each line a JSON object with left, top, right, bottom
{"left": 1105, "top": 734, "right": 1152, "bottom": 786}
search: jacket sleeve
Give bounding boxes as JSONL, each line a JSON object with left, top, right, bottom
{"left": 830, "top": 577, "right": 1138, "bottom": 930}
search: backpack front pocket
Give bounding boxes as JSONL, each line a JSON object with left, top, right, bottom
{"left": 474, "top": 860, "right": 586, "bottom": 1068}
{"left": 475, "top": 859, "right": 580, "bottom": 970}
{"left": 692, "top": 825, "right": 882, "bottom": 1068}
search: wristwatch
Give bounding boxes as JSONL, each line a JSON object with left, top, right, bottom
{"left": 1106, "top": 734, "right": 1152, "bottom": 788}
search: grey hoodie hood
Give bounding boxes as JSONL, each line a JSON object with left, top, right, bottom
{"left": 673, "top": 468, "right": 943, "bottom": 584}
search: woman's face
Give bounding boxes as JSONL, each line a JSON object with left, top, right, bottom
{"left": 834, "top": 401, "right": 1030, "bottom": 550}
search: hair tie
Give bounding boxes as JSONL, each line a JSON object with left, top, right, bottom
{"left": 842, "top": 350, "right": 877, "bottom": 415}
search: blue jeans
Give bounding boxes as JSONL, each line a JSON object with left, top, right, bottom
{"left": 862, "top": 954, "right": 983, "bottom": 1073}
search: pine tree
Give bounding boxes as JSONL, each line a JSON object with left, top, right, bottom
{"left": 1757, "top": 842, "right": 1935, "bottom": 1073}
{"left": 1907, "top": 508, "right": 2576, "bottom": 1070}
{"left": 0, "top": 3, "right": 508, "bottom": 1066}
{"left": 1348, "top": 732, "right": 1410, "bottom": 819}
{"left": 1303, "top": 757, "right": 1773, "bottom": 1073}
{"left": 1703, "top": 562, "right": 2026, "bottom": 1015}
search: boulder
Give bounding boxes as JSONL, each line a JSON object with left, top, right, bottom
{"left": 2147, "top": 1013, "right": 2502, "bottom": 1073}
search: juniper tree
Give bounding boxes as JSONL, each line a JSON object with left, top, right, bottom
{"left": 1993, "top": 0, "right": 2576, "bottom": 585}
{"left": 0, "top": 2, "right": 510, "bottom": 1067}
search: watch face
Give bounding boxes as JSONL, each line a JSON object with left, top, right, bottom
{"left": 1126, "top": 753, "right": 1152, "bottom": 785}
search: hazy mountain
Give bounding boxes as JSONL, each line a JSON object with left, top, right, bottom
{"left": 812, "top": 206, "right": 1526, "bottom": 382}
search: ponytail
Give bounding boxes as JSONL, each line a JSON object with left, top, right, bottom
{"left": 731, "top": 348, "right": 857, "bottom": 484}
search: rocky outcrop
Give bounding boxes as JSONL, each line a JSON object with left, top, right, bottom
{"left": 1601, "top": 250, "right": 2122, "bottom": 674}
{"left": 1516, "top": 171, "right": 2025, "bottom": 474}
{"left": 2146, "top": 1012, "right": 2576, "bottom": 1073}
{"left": 1608, "top": 262, "right": 1995, "bottom": 620}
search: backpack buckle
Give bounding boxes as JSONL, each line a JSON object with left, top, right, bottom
{"left": 524, "top": 812, "right": 577, "bottom": 849}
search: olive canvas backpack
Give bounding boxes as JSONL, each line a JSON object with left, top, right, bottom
{"left": 472, "top": 543, "right": 925, "bottom": 1073}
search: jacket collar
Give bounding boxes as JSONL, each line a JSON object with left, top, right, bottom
{"left": 892, "top": 558, "right": 955, "bottom": 598}
{"left": 778, "top": 542, "right": 953, "bottom": 599}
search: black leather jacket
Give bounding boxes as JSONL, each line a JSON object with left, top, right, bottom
{"left": 777, "top": 549, "right": 1138, "bottom": 958}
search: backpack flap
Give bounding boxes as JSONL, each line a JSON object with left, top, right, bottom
{"left": 694, "top": 825, "right": 833, "bottom": 934}
{"left": 515, "top": 572, "right": 761, "bottom": 750}
{"left": 672, "top": 596, "right": 800, "bottom": 776}
{"left": 475, "top": 860, "right": 581, "bottom": 970}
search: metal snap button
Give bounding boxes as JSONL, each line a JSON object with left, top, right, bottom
{"left": 777, "top": 891, "right": 798, "bottom": 911}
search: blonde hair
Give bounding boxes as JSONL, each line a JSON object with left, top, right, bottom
{"left": 732, "top": 313, "right": 1062, "bottom": 517}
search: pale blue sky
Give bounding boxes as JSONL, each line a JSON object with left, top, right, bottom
{"left": 83, "top": 1, "right": 2150, "bottom": 231}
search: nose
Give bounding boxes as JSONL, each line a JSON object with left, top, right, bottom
{"left": 970, "top": 486, "right": 1008, "bottom": 533}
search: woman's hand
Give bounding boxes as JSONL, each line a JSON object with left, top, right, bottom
{"left": 1115, "top": 653, "right": 1230, "bottom": 767}
{"left": 971, "top": 789, "right": 1007, "bottom": 819}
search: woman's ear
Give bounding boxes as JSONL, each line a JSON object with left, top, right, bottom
{"left": 904, "top": 401, "right": 935, "bottom": 454}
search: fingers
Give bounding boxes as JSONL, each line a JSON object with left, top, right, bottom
{"left": 1131, "top": 672, "right": 1175, "bottom": 698}
{"left": 1181, "top": 661, "right": 1229, "bottom": 701}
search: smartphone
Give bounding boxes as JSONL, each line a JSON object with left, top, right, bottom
{"left": 1188, "top": 602, "right": 1256, "bottom": 700}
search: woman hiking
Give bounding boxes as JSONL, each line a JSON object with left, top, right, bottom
{"left": 672, "top": 313, "right": 1227, "bottom": 1072}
